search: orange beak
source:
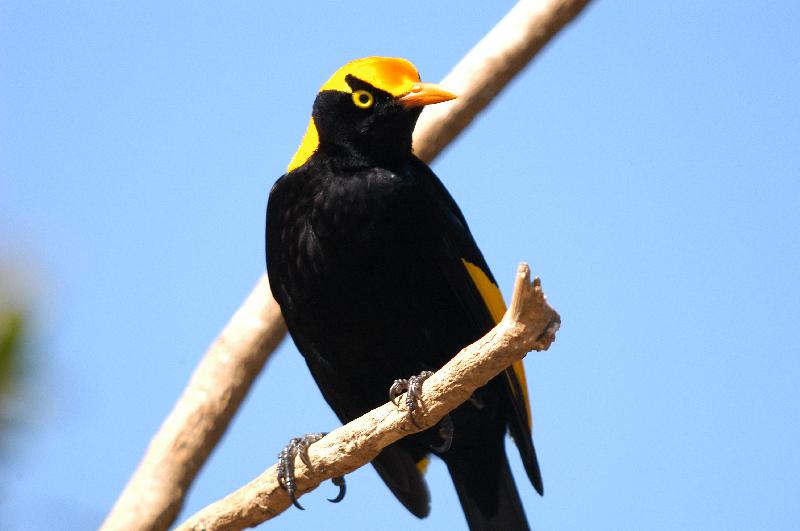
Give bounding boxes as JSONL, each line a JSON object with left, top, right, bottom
{"left": 399, "top": 82, "right": 457, "bottom": 108}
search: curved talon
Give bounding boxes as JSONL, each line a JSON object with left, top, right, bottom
{"left": 277, "top": 432, "right": 327, "bottom": 510}
{"left": 277, "top": 444, "right": 305, "bottom": 510}
{"left": 389, "top": 379, "right": 407, "bottom": 406}
{"left": 388, "top": 370, "right": 434, "bottom": 427}
{"left": 290, "top": 491, "right": 305, "bottom": 510}
{"left": 430, "top": 414, "right": 454, "bottom": 453}
{"left": 327, "top": 475, "right": 347, "bottom": 503}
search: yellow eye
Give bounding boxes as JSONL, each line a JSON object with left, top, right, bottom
{"left": 352, "top": 89, "right": 374, "bottom": 109}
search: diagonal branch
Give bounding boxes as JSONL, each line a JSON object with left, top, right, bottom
{"left": 101, "top": 1, "right": 591, "bottom": 530}
{"left": 177, "top": 264, "right": 560, "bottom": 531}
{"left": 102, "top": 277, "right": 286, "bottom": 531}
{"left": 413, "top": 0, "right": 593, "bottom": 162}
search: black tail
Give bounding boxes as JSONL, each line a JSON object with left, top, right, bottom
{"left": 446, "top": 446, "right": 530, "bottom": 531}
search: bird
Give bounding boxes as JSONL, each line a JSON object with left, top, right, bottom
{"left": 265, "top": 56, "right": 543, "bottom": 530}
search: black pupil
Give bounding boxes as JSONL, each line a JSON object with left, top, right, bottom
{"left": 359, "top": 93, "right": 370, "bottom": 104}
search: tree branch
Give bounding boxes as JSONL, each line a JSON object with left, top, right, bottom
{"left": 177, "top": 264, "right": 560, "bottom": 531}
{"left": 101, "top": 1, "right": 590, "bottom": 529}
{"left": 413, "top": 0, "right": 592, "bottom": 162}
{"left": 101, "top": 277, "right": 286, "bottom": 531}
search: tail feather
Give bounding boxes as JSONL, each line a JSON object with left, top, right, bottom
{"left": 446, "top": 447, "right": 530, "bottom": 531}
{"left": 371, "top": 445, "right": 431, "bottom": 518}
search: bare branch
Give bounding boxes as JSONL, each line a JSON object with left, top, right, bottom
{"left": 177, "top": 264, "right": 560, "bottom": 531}
{"left": 101, "top": 1, "right": 590, "bottom": 529}
{"left": 413, "top": 0, "right": 593, "bottom": 162}
{"left": 101, "top": 277, "right": 286, "bottom": 531}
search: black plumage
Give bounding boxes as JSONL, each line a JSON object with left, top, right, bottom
{"left": 266, "top": 57, "right": 542, "bottom": 530}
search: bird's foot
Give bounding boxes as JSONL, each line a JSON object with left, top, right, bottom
{"left": 389, "top": 370, "right": 434, "bottom": 428}
{"left": 277, "top": 432, "right": 347, "bottom": 510}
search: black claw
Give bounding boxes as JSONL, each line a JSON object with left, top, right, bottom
{"left": 389, "top": 379, "right": 407, "bottom": 406}
{"left": 277, "top": 432, "right": 327, "bottom": 510}
{"left": 327, "top": 475, "right": 347, "bottom": 503}
{"left": 290, "top": 492, "right": 305, "bottom": 510}
{"left": 430, "top": 414, "right": 454, "bottom": 453}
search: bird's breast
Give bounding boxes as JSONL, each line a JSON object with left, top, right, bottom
{"left": 275, "top": 167, "right": 425, "bottom": 301}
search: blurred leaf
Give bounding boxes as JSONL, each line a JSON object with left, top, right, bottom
{"left": 0, "top": 310, "right": 24, "bottom": 396}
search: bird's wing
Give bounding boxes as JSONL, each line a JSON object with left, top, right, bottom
{"left": 414, "top": 157, "right": 544, "bottom": 495}
{"left": 371, "top": 446, "right": 431, "bottom": 518}
{"left": 458, "top": 254, "right": 544, "bottom": 495}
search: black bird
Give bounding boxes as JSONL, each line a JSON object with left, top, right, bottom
{"left": 266, "top": 57, "right": 543, "bottom": 530}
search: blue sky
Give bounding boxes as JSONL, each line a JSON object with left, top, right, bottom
{"left": 2, "top": 1, "right": 799, "bottom": 530}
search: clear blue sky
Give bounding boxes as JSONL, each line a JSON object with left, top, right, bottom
{"left": 2, "top": 1, "right": 799, "bottom": 529}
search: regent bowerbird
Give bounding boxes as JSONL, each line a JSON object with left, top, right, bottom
{"left": 266, "top": 56, "right": 544, "bottom": 530}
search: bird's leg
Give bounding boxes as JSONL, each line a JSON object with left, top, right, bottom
{"left": 276, "top": 432, "right": 347, "bottom": 510}
{"left": 389, "top": 370, "right": 434, "bottom": 428}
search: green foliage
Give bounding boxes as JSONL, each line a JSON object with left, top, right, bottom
{"left": 0, "top": 310, "right": 24, "bottom": 396}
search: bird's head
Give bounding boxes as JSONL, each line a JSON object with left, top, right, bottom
{"left": 287, "top": 57, "right": 456, "bottom": 171}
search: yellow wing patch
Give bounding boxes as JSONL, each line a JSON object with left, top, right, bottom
{"left": 416, "top": 455, "right": 430, "bottom": 475}
{"left": 287, "top": 57, "right": 421, "bottom": 172}
{"left": 462, "top": 259, "right": 532, "bottom": 430}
